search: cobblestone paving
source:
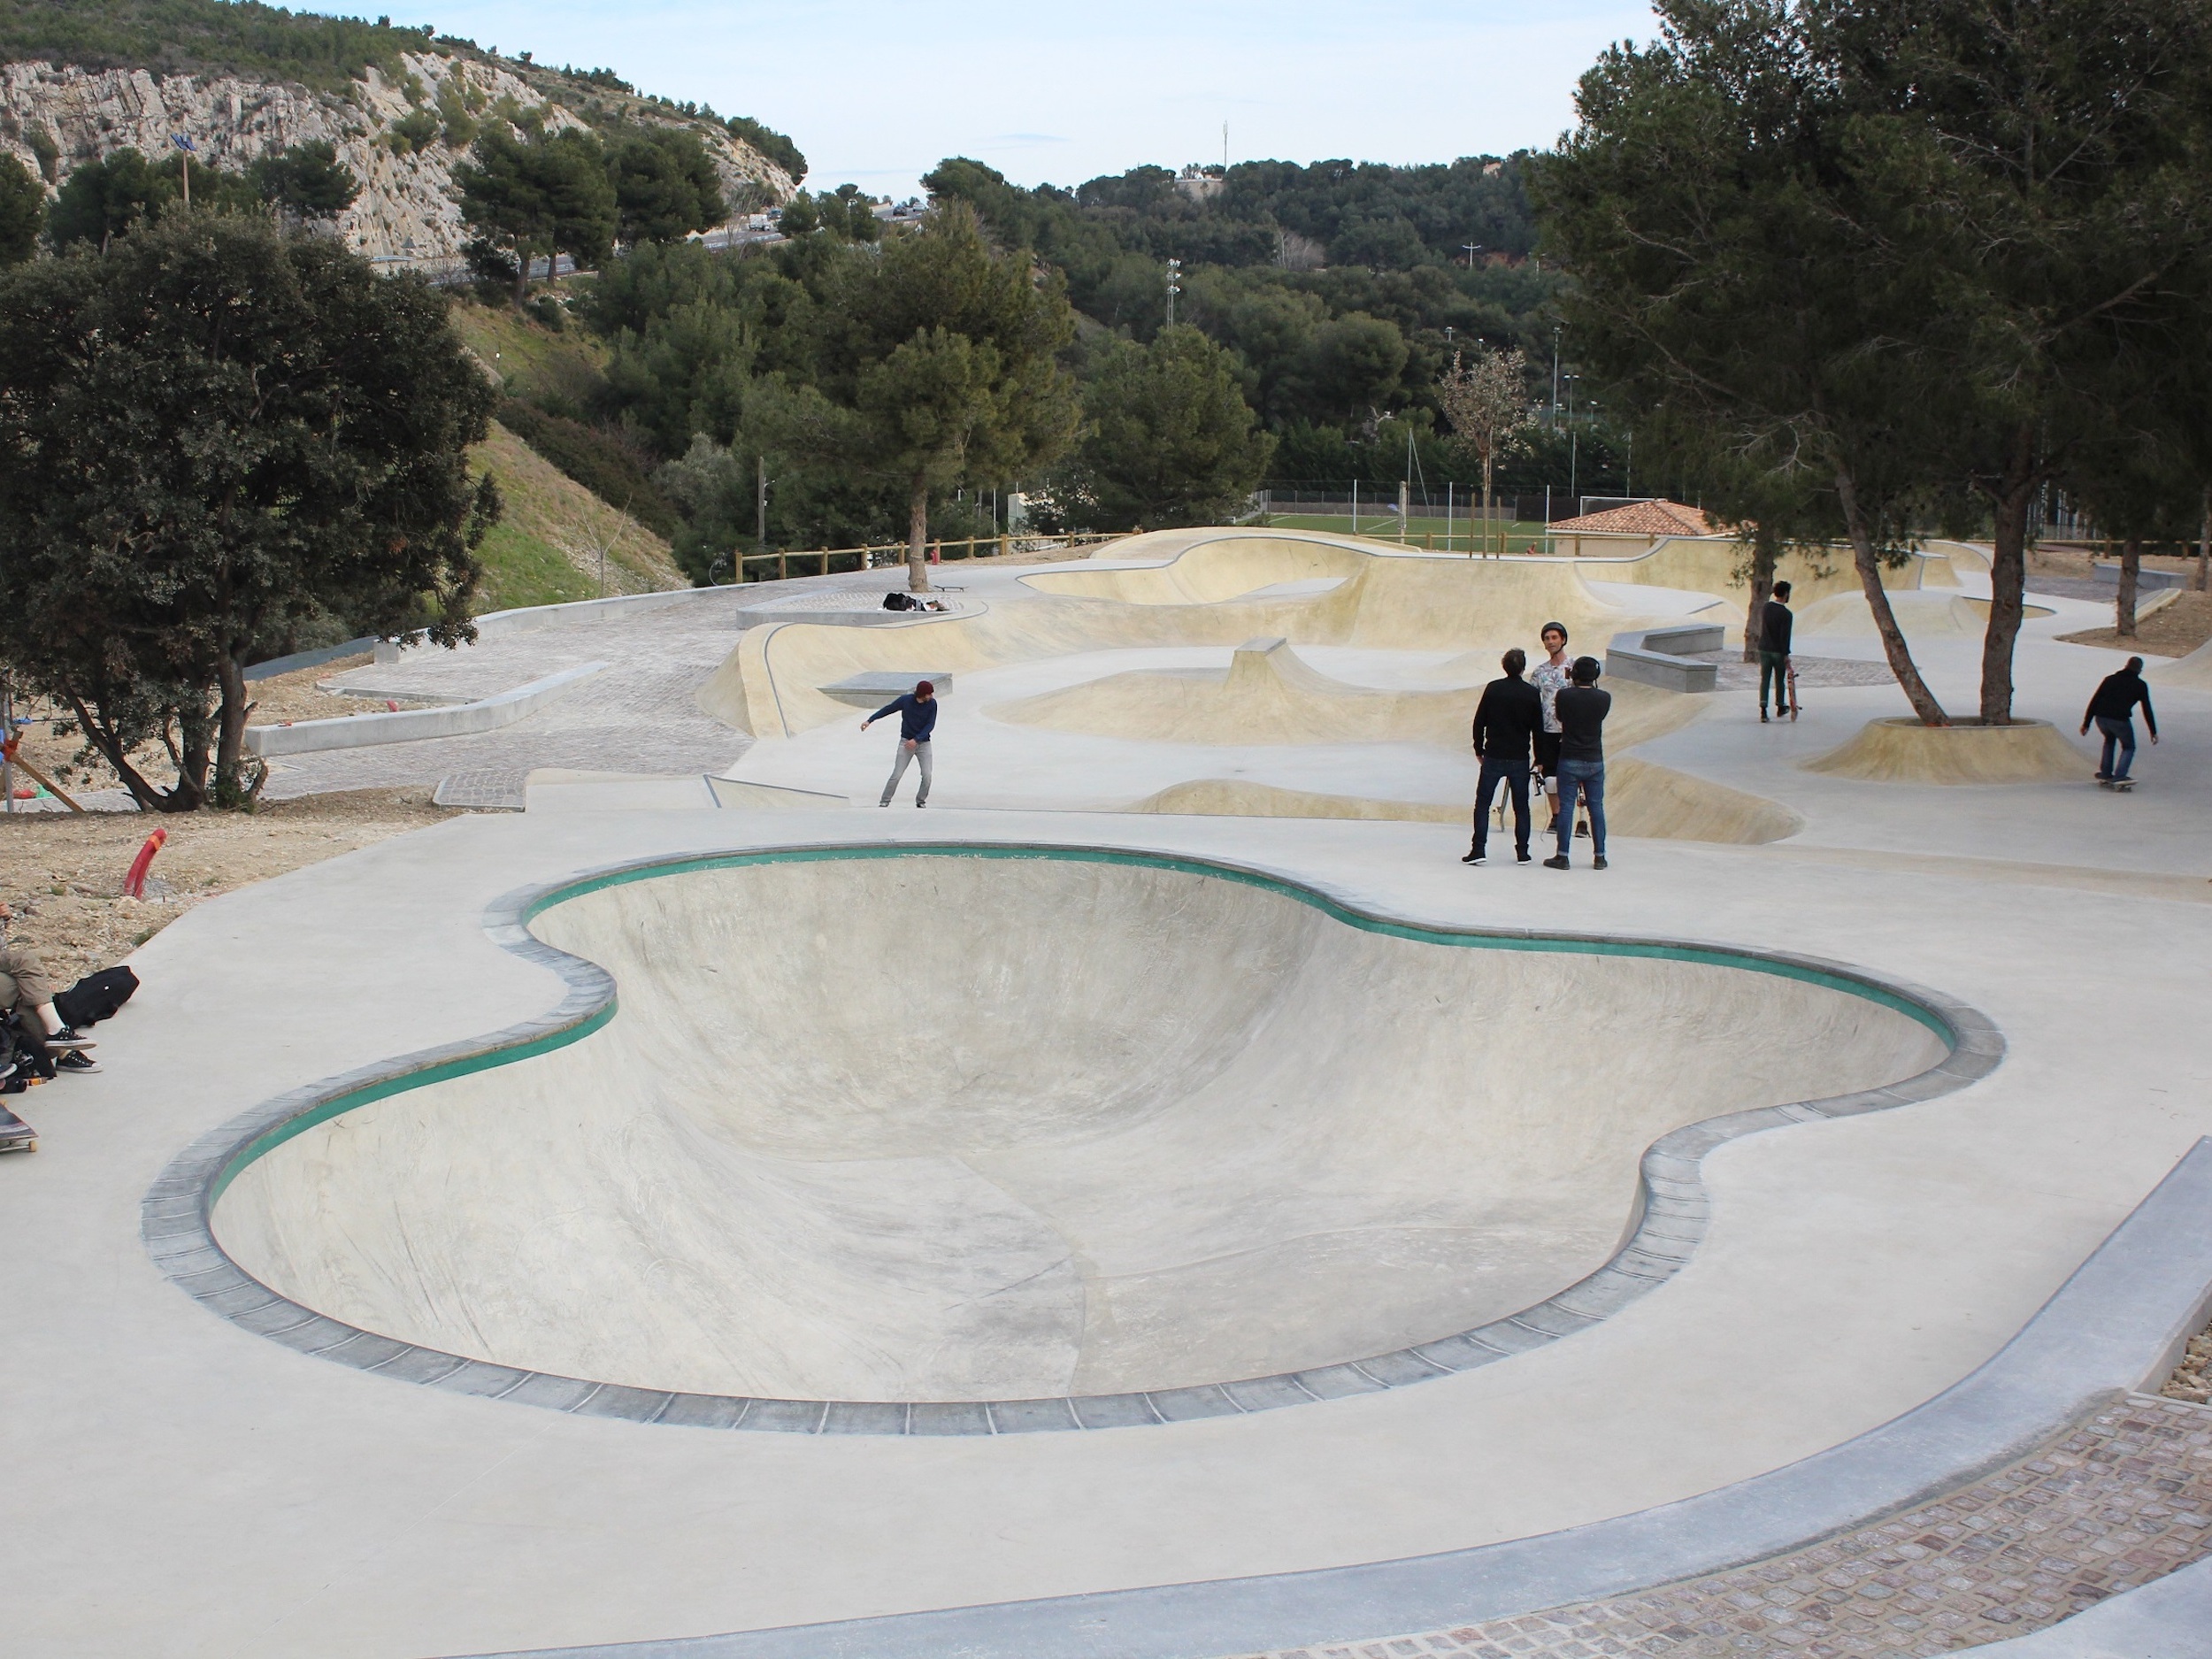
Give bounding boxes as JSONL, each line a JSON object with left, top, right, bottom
{"left": 1225, "top": 1394, "right": 2212, "bottom": 1659}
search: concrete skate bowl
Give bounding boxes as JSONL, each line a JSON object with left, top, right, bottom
{"left": 192, "top": 847, "right": 1988, "bottom": 1432}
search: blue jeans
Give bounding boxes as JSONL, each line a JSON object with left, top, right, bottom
{"left": 1556, "top": 758, "right": 1606, "bottom": 856}
{"left": 1471, "top": 755, "right": 1531, "bottom": 855}
{"left": 2094, "top": 716, "right": 2136, "bottom": 780}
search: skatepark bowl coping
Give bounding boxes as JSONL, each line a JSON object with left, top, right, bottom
{"left": 179, "top": 845, "right": 1994, "bottom": 1434}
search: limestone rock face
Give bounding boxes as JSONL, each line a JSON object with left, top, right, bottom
{"left": 0, "top": 51, "right": 796, "bottom": 265}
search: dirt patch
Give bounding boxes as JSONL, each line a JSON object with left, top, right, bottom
{"left": 5, "top": 656, "right": 434, "bottom": 805}
{"left": 2055, "top": 590, "right": 2212, "bottom": 657}
{"left": 2168, "top": 1314, "right": 2211, "bottom": 1404}
{"left": 2031, "top": 542, "right": 2206, "bottom": 584}
{"left": 0, "top": 787, "right": 465, "bottom": 987}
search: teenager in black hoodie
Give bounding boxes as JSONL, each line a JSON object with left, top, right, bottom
{"left": 1463, "top": 649, "right": 1542, "bottom": 865}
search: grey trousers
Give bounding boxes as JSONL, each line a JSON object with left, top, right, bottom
{"left": 880, "top": 740, "right": 932, "bottom": 805}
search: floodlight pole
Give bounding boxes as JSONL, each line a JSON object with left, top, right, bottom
{"left": 1550, "top": 326, "right": 1562, "bottom": 427}
{"left": 1165, "top": 258, "right": 1181, "bottom": 326}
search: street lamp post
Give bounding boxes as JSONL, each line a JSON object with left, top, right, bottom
{"left": 1165, "top": 258, "right": 1182, "bottom": 326}
{"left": 1461, "top": 242, "right": 1482, "bottom": 268}
{"left": 1550, "top": 326, "right": 1562, "bottom": 427}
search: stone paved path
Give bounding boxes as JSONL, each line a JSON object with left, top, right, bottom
{"left": 254, "top": 575, "right": 911, "bottom": 806}
{"left": 1223, "top": 1394, "right": 2212, "bottom": 1659}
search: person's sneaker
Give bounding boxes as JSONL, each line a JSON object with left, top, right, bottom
{"left": 42, "top": 1032, "right": 95, "bottom": 1050}
{"left": 1544, "top": 855, "right": 1571, "bottom": 870}
{"left": 1460, "top": 850, "right": 1486, "bottom": 864}
{"left": 1575, "top": 819, "right": 1590, "bottom": 838}
{"left": 1593, "top": 855, "right": 1609, "bottom": 870}
{"left": 55, "top": 1049, "right": 99, "bottom": 1073}
{"left": 1516, "top": 849, "right": 1532, "bottom": 864}
{"left": 1761, "top": 710, "right": 1770, "bottom": 723}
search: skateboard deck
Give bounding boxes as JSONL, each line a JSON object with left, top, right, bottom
{"left": 2099, "top": 778, "right": 2137, "bottom": 793}
{"left": 0, "top": 1102, "right": 35, "bottom": 1153}
{"left": 1786, "top": 666, "right": 1801, "bottom": 720}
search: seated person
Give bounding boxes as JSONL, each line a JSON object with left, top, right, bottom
{"left": 0, "top": 900, "right": 97, "bottom": 1074}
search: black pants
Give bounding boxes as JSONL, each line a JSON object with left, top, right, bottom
{"left": 1472, "top": 755, "right": 1532, "bottom": 856}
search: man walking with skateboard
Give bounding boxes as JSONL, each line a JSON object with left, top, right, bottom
{"left": 1759, "top": 580, "right": 1793, "bottom": 722}
{"left": 1463, "top": 649, "right": 1541, "bottom": 866}
{"left": 1531, "top": 621, "right": 1573, "bottom": 831}
{"left": 864, "top": 680, "right": 939, "bottom": 807}
{"left": 2082, "top": 657, "right": 2157, "bottom": 787}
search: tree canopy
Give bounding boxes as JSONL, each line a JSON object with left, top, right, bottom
{"left": 1075, "top": 326, "right": 1275, "bottom": 529}
{"left": 1532, "top": 0, "right": 2212, "bottom": 724}
{"left": 0, "top": 212, "right": 499, "bottom": 810}
{"left": 0, "top": 151, "right": 42, "bottom": 265}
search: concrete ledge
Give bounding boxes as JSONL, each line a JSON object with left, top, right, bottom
{"left": 818, "top": 672, "right": 956, "bottom": 708}
{"left": 243, "top": 663, "right": 605, "bottom": 757}
{"left": 1606, "top": 623, "right": 1723, "bottom": 693}
{"left": 147, "top": 841, "right": 1995, "bottom": 1454}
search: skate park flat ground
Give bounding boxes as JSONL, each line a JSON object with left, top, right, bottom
{"left": 5, "top": 528, "right": 2212, "bottom": 1659}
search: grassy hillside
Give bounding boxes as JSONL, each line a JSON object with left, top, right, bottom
{"left": 0, "top": 0, "right": 427, "bottom": 90}
{"left": 470, "top": 422, "right": 684, "bottom": 611}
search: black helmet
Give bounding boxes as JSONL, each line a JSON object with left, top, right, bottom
{"left": 1571, "top": 655, "right": 1602, "bottom": 685}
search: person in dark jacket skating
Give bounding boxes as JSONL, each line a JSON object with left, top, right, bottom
{"left": 1545, "top": 657, "right": 1612, "bottom": 870}
{"left": 1463, "top": 649, "right": 1543, "bottom": 865}
{"left": 2081, "top": 657, "right": 2158, "bottom": 784}
{"left": 863, "top": 680, "right": 938, "bottom": 806}
{"left": 1759, "top": 580, "right": 1793, "bottom": 722}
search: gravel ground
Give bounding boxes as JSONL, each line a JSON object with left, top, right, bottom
{"left": 0, "top": 787, "right": 464, "bottom": 987}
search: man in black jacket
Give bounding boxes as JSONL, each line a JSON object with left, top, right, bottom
{"left": 1463, "top": 649, "right": 1543, "bottom": 865}
{"left": 1544, "top": 657, "right": 1612, "bottom": 870}
{"left": 2082, "top": 657, "right": 2159, "bottom": 784}
{"left": 1759, "top": 580, "right": 1793, "bottom": 722}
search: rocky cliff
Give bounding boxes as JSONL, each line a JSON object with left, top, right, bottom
{"left": 0, "top": 50, "right": 796, "bottom": 266}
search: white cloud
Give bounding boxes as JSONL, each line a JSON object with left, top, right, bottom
{"left": 401, "top": 1, "right": 1656, "bottom": 195}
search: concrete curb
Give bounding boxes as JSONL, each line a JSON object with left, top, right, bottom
{"left": 146, "top": 841, "right": 1998, "bottom": 1448}
{"left": 1606, "top": 622, "right": 1724, "bottom": 693}
{"left": 449, "top": 1136, "right": 2212, "bottom": 1659}
{"left": 242, "top": 663, "right": 606, "bottom": 757}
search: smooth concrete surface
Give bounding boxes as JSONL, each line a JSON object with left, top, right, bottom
{"left": 1802, "top": 717, "right": 2091, "bottom": 785}
{"left": 1605, "top": 623, "right": 1724, "bottom": 692}
{"left": 211, "top": 852, "right": 1943, "bottom": 1403}
{"left": 244, "top": 663, "right": 606, "bottom": 757}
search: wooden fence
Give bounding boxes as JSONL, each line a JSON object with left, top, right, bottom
{"left": 734, "top": 533, "right": 1125, "bottom": 583}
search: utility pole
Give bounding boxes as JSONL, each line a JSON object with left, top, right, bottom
{"left": 756, "top": 453, "right": 769, "bottom": 549}
{"left": 1399, "top": 478, "right": 1409, "bottom": 543}
{"left": 171, "top": 133, "right": 194, "bottom": 209}
{"left": 1223, "top": 121, "right": 1228, "bottom": 169}
{"left": 1165, "top": 258, "right": 1181, "bottom": 326}
{"left": 1550, "top": 326, "right": 1562, "bottom": 427}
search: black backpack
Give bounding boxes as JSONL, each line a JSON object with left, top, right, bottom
{"left": 54, "top": 966, "right": 138, "bottom": 1030}
{"left": 881, "top": 591, "right": 915, "bottom": 611}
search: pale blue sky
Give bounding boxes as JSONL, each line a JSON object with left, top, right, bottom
{"left": 393, "top": 2, "right": 1658, "bottom": 196}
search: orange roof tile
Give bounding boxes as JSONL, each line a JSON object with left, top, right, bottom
{"left": 1549, "top": 500, "right": 1724, "bottom": 536}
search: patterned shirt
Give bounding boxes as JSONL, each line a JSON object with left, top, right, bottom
{"left": 1532, "top": 656, "right": 1574, "bottom": 733}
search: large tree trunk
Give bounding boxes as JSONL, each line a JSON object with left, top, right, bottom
{"left": 1742, "top": 523, "right": 1780, "bottom": 663}
{"left": 1835, "top": 467, "right": 1948, "bottom": 726}
{"left": 2116, "top": 537, "right": 2140, "bottom": 638}
{"left": 2197, "top": 484, "right": 2208, "bottom": 593}
{"left": 906, "top": 473, "right": 933, "bottom": 593}
{"left": 213, "top": 652, "right": 250, "bottom": 804}
{"left": 512, "top": 239, "right": 529, "bottom": 308}
{"left": 1977, "top": 426, "right": 2039, "bottom": 726}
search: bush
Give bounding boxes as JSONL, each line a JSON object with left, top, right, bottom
{"left": 495, "top": 396, "right": 682, "bottom": 539}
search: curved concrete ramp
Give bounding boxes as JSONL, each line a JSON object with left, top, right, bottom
{"left": 1796, "top": 592, "right": 2053, "bottom": 639}
{"left": 992, "top": 637, "right": 1706, "bottom": 753}
{"left": 1137, "top": 757, "right": 1803, "bottom": 845}
{"left": 703, "top": 549, "right": 1675, "bottom": 740}
{"left": 211, "top": 853, "right": 1938, "bottom": 1403}
{"left": 2152, "top": 634, "right": 2212, "bottom": 689}
{"left": 1804, "top": 718, "right": 2091, "bottom": 784}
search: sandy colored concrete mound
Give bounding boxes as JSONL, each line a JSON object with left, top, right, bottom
{"left": 1794, "top": 591, "right": 2053, "bottom": 640}
{"left": 1138, "top": 756, "right": 1803, "bottom": 845}
{"left": 1803, "top": 718, "right": 2091, "bottom": 785}
{"left": 211, "top": 853, "right": 1941, "bottom": 1404}
{"left": 992, "top": 638, "right": 1705, "bottom": 752}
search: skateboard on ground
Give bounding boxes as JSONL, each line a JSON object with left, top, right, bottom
{"left": 2098, "top": 778, "right": 2137, "bottom": 793}
{"left": 0, "top": 1102, "right": 35, "bottom": 1153}
{"left": 1786, "top": 666, "right": 1801, "bottom": 720}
